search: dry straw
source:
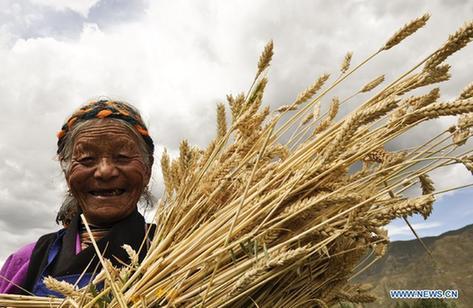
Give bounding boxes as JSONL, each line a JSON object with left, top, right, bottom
{"left": 1, "top": 13, "right": 472, "bottom": 308}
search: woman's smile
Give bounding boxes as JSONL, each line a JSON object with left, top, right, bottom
{"left": 89, "top": 188, "right": 126, "bottom": 197}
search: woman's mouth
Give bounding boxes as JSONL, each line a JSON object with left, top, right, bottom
{"left": 89, "top": 189, "right": 126, "bottom": 197}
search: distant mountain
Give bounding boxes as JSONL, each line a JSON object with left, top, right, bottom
{"left": 355, "top": 224, "right": 473, "bottom": 307}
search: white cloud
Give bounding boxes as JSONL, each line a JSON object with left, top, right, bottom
{"left": 430, "top": 163, "right": 473, "bottom": 199}
{"left": 0, "top": 0, "right": 472, "bottom": 263}
{"left": 387, "top": 221, "right": 443, "bottom": 237}
{"left": 29, "top": 0, "right": 100, "bottom": 17}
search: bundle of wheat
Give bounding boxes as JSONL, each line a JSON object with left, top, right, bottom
{"left": 1, "top": 14, "right": 472, "bottom": 308}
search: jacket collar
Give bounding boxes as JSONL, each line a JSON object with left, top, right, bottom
{"left": 50, "top": 209, "right": 147, "bottom": 276}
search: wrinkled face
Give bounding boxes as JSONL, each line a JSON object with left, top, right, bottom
{"left": 67, "top": 120, "right": 151, "bottom": 226}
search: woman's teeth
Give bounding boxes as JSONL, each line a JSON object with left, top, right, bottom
{"left": 90, "top": 189, "right": 125, "bottom": 196}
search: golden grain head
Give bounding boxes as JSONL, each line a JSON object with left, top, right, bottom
{"left": 360, "top": 75, "right": 385, "bottom": 93}
{"left": 382, "top": 13, "right": 430, "bottom": 50}
{"left": 340, "top": 51, "right": 353, "bottom": 74}
{"left": 257, "top": 40, "right": 274, "bottom": 76}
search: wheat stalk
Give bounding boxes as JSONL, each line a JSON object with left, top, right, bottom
{"left": 360, "top": 75, "right": 385, "bottom": 93}
{"left": 257, "top": 40, "right": 274, "bottom": 77}
{"left": 381, "top": 13, "right": 430, "bottom": 50}
{"left": 340, "top": 51, "right": 353, "bottom": 74}
{"left": 8, "top": 15, "right": 473, "bottom": 308}
{"left": 424, "top": 20, "right": 473, "bottom": 70}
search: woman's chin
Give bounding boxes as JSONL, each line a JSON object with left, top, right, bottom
{"left": 82, "top": 206, "right": 134, "bottom": 226}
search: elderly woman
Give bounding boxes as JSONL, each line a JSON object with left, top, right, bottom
{"left": 0, "top": 100, "right": 154, "bottom": 296}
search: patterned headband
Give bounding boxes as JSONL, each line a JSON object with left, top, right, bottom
{"left": 57, "top": 100, "right": 154, "bottom": 155}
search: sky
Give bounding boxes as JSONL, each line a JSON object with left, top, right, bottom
{"left": 0, "top": 0, "right": 472, "bottom": 263}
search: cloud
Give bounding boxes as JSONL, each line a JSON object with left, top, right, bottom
{"left": 87, "top": 0, "right": 148, "bottom": 27}
{"left": 0, "top": 0, "right": 148, "bottom": 43}
{"left": 430, "top": 163, "right": 473, "bottom": 198}
{"left": 386, "top": 221, "right": 443, "bottom": 237}
{"left": 29, "top": 0, "right": 100, "bottom": 17}
{"left": 0, "top": 0, "right": 472, "bottom": 263}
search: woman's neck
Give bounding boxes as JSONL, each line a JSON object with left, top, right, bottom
{"left": 78, "top": 222, "right": 111, "bottom": 250}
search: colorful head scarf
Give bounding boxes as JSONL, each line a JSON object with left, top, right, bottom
{"left": 57, "top": 100, "right": 154, "bottom": 155}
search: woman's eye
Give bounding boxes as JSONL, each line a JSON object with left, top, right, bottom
{"left": 78, "top": 156, "right": 95, "bottom": 165}
{"left": 116, "top": 154, "right": 131, "bottom": 162}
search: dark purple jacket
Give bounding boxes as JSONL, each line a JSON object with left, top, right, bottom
{"left": 0, "top": 210, "right": 150, "bottom": 296}
{"left": 0, "top": 242, "right": 36, "bottom": 294}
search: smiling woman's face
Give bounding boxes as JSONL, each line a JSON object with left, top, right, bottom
{"left": 67, "top": 119, "right": 151, "bottom": 226}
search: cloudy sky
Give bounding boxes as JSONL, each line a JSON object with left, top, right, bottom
{"left": 0, "top": 0, "right": 472, "bottom": 263}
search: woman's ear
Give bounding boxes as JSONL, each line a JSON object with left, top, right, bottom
{"left": 66, "top": 174, "right": 72, "bottom": 191}
{"left": 145, "top": 155, "right": 154, "bottom": 185}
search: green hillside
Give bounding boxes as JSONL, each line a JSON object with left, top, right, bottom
{"left": 354, "top": 224, "right": 473, "bottom": 307}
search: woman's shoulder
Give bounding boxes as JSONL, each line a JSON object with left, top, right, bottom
{"left": 4, "top": 241, "right": 37, "bottom": 264}
{"left": 0, "top": 242, "right": 36, "bottom": 293}
{"left": 0, "top": 231, "right": 62, "bottom": 294}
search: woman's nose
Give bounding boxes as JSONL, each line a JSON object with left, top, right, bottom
{"left": 94, "top": 157, "right": 119, "bottom": 180}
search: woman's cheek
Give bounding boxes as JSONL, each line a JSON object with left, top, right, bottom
{"left": 129, "top": 159, "right": 150, "bottom": 180}
{"left": 67, "top": 162, "right": 89, "bottom": 191}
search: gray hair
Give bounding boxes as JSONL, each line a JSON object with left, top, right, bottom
{"left": 56, "top": 118, "right": 155, "bottom": 226}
